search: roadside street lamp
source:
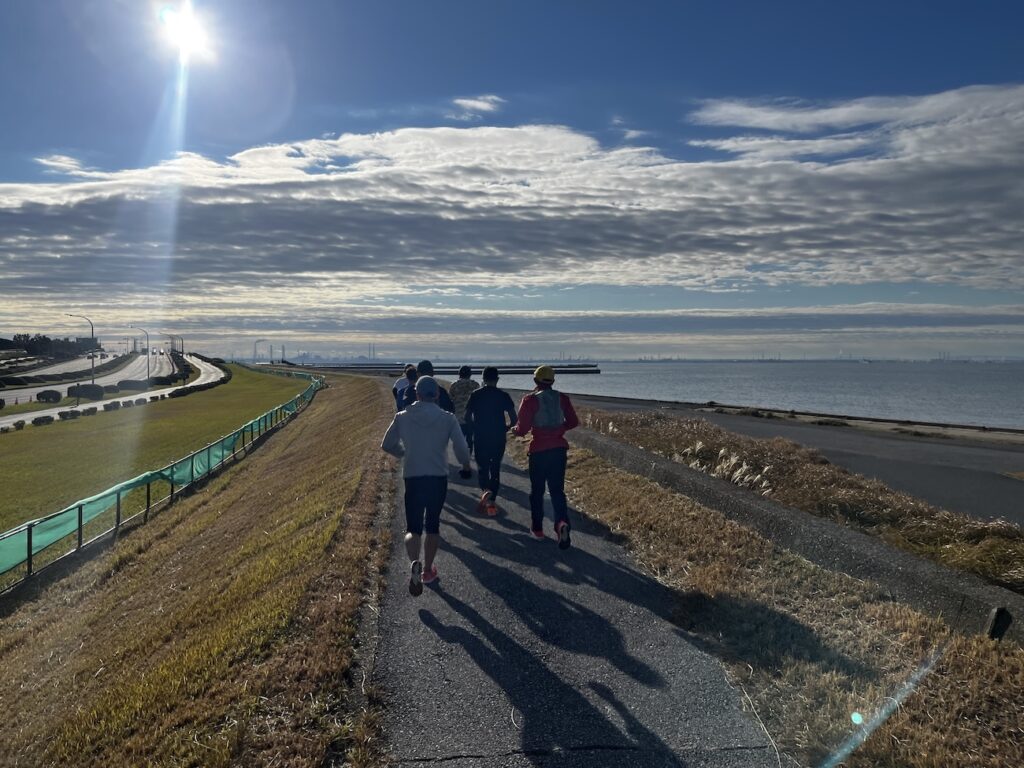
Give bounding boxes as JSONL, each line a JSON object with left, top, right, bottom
{"left": 65, "top": 313, "right": 95, "bottom": 384}
{"left": 158, "top": 332, "right": 175, "bottom": 376}
{"left": 158, "top": 330, "right": 178, "bottom": 355}
{"left": 161, "top": 333, "right": 184, "bottom": 355}
{"left": 158, "top": 330, "right": 187, "bottom": 381}
{"left": 130, "top": 325, "right": 151, "bottom": 379}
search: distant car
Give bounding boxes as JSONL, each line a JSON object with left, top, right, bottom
{"left": 99, "top": 353, "right": 108, "bottom": 359}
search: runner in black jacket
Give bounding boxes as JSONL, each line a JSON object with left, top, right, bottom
{"left": 464, "top": 366, "right": 517, "bottom": 515}
{"left": 400, "top": 359, "right": 454, "bottom": 413}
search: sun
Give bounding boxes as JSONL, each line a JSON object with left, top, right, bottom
{"left": 159, "top": 3, "right": 212, "bottom": 64}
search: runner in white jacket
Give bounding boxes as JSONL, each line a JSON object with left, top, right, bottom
{"left": 381, "top": 376, "right": 471, "bottom": 596}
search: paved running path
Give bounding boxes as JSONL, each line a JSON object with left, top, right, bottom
{"left": 373, "top": 455, "right": 775, "bottom": 767}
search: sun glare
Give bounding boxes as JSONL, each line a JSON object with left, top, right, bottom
{"left": 159, "top": 3, "right": 212, "bottom": 64}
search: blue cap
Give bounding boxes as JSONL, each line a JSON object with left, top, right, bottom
{"left": 415, "top": 375, "right": 439, "bottom": 399}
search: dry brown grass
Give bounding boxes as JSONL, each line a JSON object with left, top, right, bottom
{"left": 506, "top": 439, "right": 1024, "bottom": 767}
{"left": 0, "top": 374, "right": 395, "bottom": 767}
{"left": 579, "top": 408, "right": 1024, "bottom": 592}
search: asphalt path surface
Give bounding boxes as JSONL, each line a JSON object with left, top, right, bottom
{"left": 374, "top": 459, "right": 775, "bottom": 767}
{"left": 0, "top": 355, "right": 223, "bottom": 431}
{"left": 0, "top": 354, "right": 174, "bottom": 404}
{"left": 516, "top": 391, "right": 1024, "bottom": 528}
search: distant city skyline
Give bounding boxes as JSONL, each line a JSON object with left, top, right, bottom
{"left": 2, "top": 2, "right": 1022, "bottom": 358}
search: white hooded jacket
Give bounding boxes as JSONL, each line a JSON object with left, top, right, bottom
{"left": 381, "top": 401, "right": 471, "bottom": 478}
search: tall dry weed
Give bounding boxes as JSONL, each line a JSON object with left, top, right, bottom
{"left": 521, "top": 440, "right": 1024, "bottom": 768}
{"left": 580, "top": 408, "right": 1024, "bottom": 592}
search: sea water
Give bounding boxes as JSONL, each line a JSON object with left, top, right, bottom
{"left": 493, "top": 361, "right": 1024, "bottom": 430}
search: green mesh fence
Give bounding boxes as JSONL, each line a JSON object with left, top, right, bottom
{"left": 0, "top": 375, "right": 322, "bottom": 578}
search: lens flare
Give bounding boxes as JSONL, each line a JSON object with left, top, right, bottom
{"left": 159, "top": 3, "right": 211, "bottom": 64}
{"left": 820, "top": 647, "right": 944, "bottom": 768}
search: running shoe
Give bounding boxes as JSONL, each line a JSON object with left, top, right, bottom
{"left": 556, "top": 521, "right": 572, "bottom": 550}
{"left": 477, "top": 491, "right": 492, "bottom": 515}
{"left": 531, "top": 528, "right": 545, "bottom": 540}
{"left": 422, "top": 564, "right": 438, "bottom": 584}
{"left": 409, "top": 560, "right": 423, "bottom": 596}
{"left": 486, "top": 500, "right": 498, "bottom": 517}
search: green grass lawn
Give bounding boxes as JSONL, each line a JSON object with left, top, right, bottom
{"left": 0, "top": 365, "right": 309, "bottom": 531}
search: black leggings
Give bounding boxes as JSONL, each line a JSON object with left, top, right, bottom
{"left": 404, "top": 475, "right": 448, "bottom": 535}
{"left": 528, "top": 447, "right": 568, "bottom": 530}
{"left": 475, "top": 442, "right": 506, "bottom": 498}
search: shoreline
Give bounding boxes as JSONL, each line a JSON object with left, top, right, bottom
{"left": 504, "top": 387, "right": 1024, "bottom": 447}
{"left": 294, "top": 366, "right": 1024, "bottom": 440}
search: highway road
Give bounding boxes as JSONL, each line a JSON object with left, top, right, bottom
{"left": 0, "top": 354, "right": 175, "bottom": 404}
{"left": 1, "top": 354, "right": 96, "bottom": 377}
{"left": 0, "top": 355, "right": 224, "bottom": 431}
{"left": 27, "top": 346, "right": 175, "bottom": 377}
{"left": 21, "top": 354, "right": 110, "bottom": 377}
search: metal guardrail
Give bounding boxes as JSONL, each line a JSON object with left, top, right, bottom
{"left": 0, "top": 372, "right": 324, "bottom": 591}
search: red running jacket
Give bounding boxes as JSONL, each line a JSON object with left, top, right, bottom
{"left": 512, "top": 386, "right": 579, "bottom": 454}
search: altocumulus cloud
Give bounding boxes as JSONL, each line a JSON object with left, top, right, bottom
{"left": 1, "top": 84, "right": 1022, "bottom": 352}
{"left": 449, "top": 94, "right": 507, "bottom": 120}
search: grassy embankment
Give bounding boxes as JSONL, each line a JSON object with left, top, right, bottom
{"left": 0, "top": 364, "right": 307, "bottom": 533}
{"left": 505, "top": 419, "right": 1023, "bottom": 766}
{"left": 0, "top": 374, "right": 394, "bottom": 767}
{"left": 580, "top": 408, "right": 1024, "bottom": 592}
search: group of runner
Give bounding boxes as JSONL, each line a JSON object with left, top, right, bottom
{"left": 381, "top": 359, "right": 579, "bottom": 596}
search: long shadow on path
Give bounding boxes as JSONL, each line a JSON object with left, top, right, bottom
{"left": 374, "top": 464, "right": 775, "bottom": 767}
{"left": 421, "top": 590, "right": 684, "bottom": 767}
{"left": 448, "top": 484, "right": 869, "bottom": 686}
{"left": 444, "top": 486, "right": 679, "bottom": 625}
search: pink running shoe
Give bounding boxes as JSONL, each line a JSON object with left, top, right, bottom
{"left": 422, "top": 565, "right": 438, "bottom": 584}
{"left": 531, "top": 528, "right": 545, "bottom": 540}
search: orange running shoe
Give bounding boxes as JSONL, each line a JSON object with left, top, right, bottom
{"left": 477, "top": 490, "right": 492, "bottom": 514}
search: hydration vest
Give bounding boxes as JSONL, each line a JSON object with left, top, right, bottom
{"left": 532, "top": 388, "right": 564, "bottom": 429}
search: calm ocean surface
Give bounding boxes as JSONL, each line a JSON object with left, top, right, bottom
{"left": 492, "top": 361, "right": 1024, "bottom": 430}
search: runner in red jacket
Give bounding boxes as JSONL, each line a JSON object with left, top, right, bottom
{"left": 512, "top": 365, "right": 579, "bottom": 548}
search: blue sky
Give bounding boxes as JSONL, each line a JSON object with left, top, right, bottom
{"left": 1, "top": 0, "right": 1023, "bottom": 359}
